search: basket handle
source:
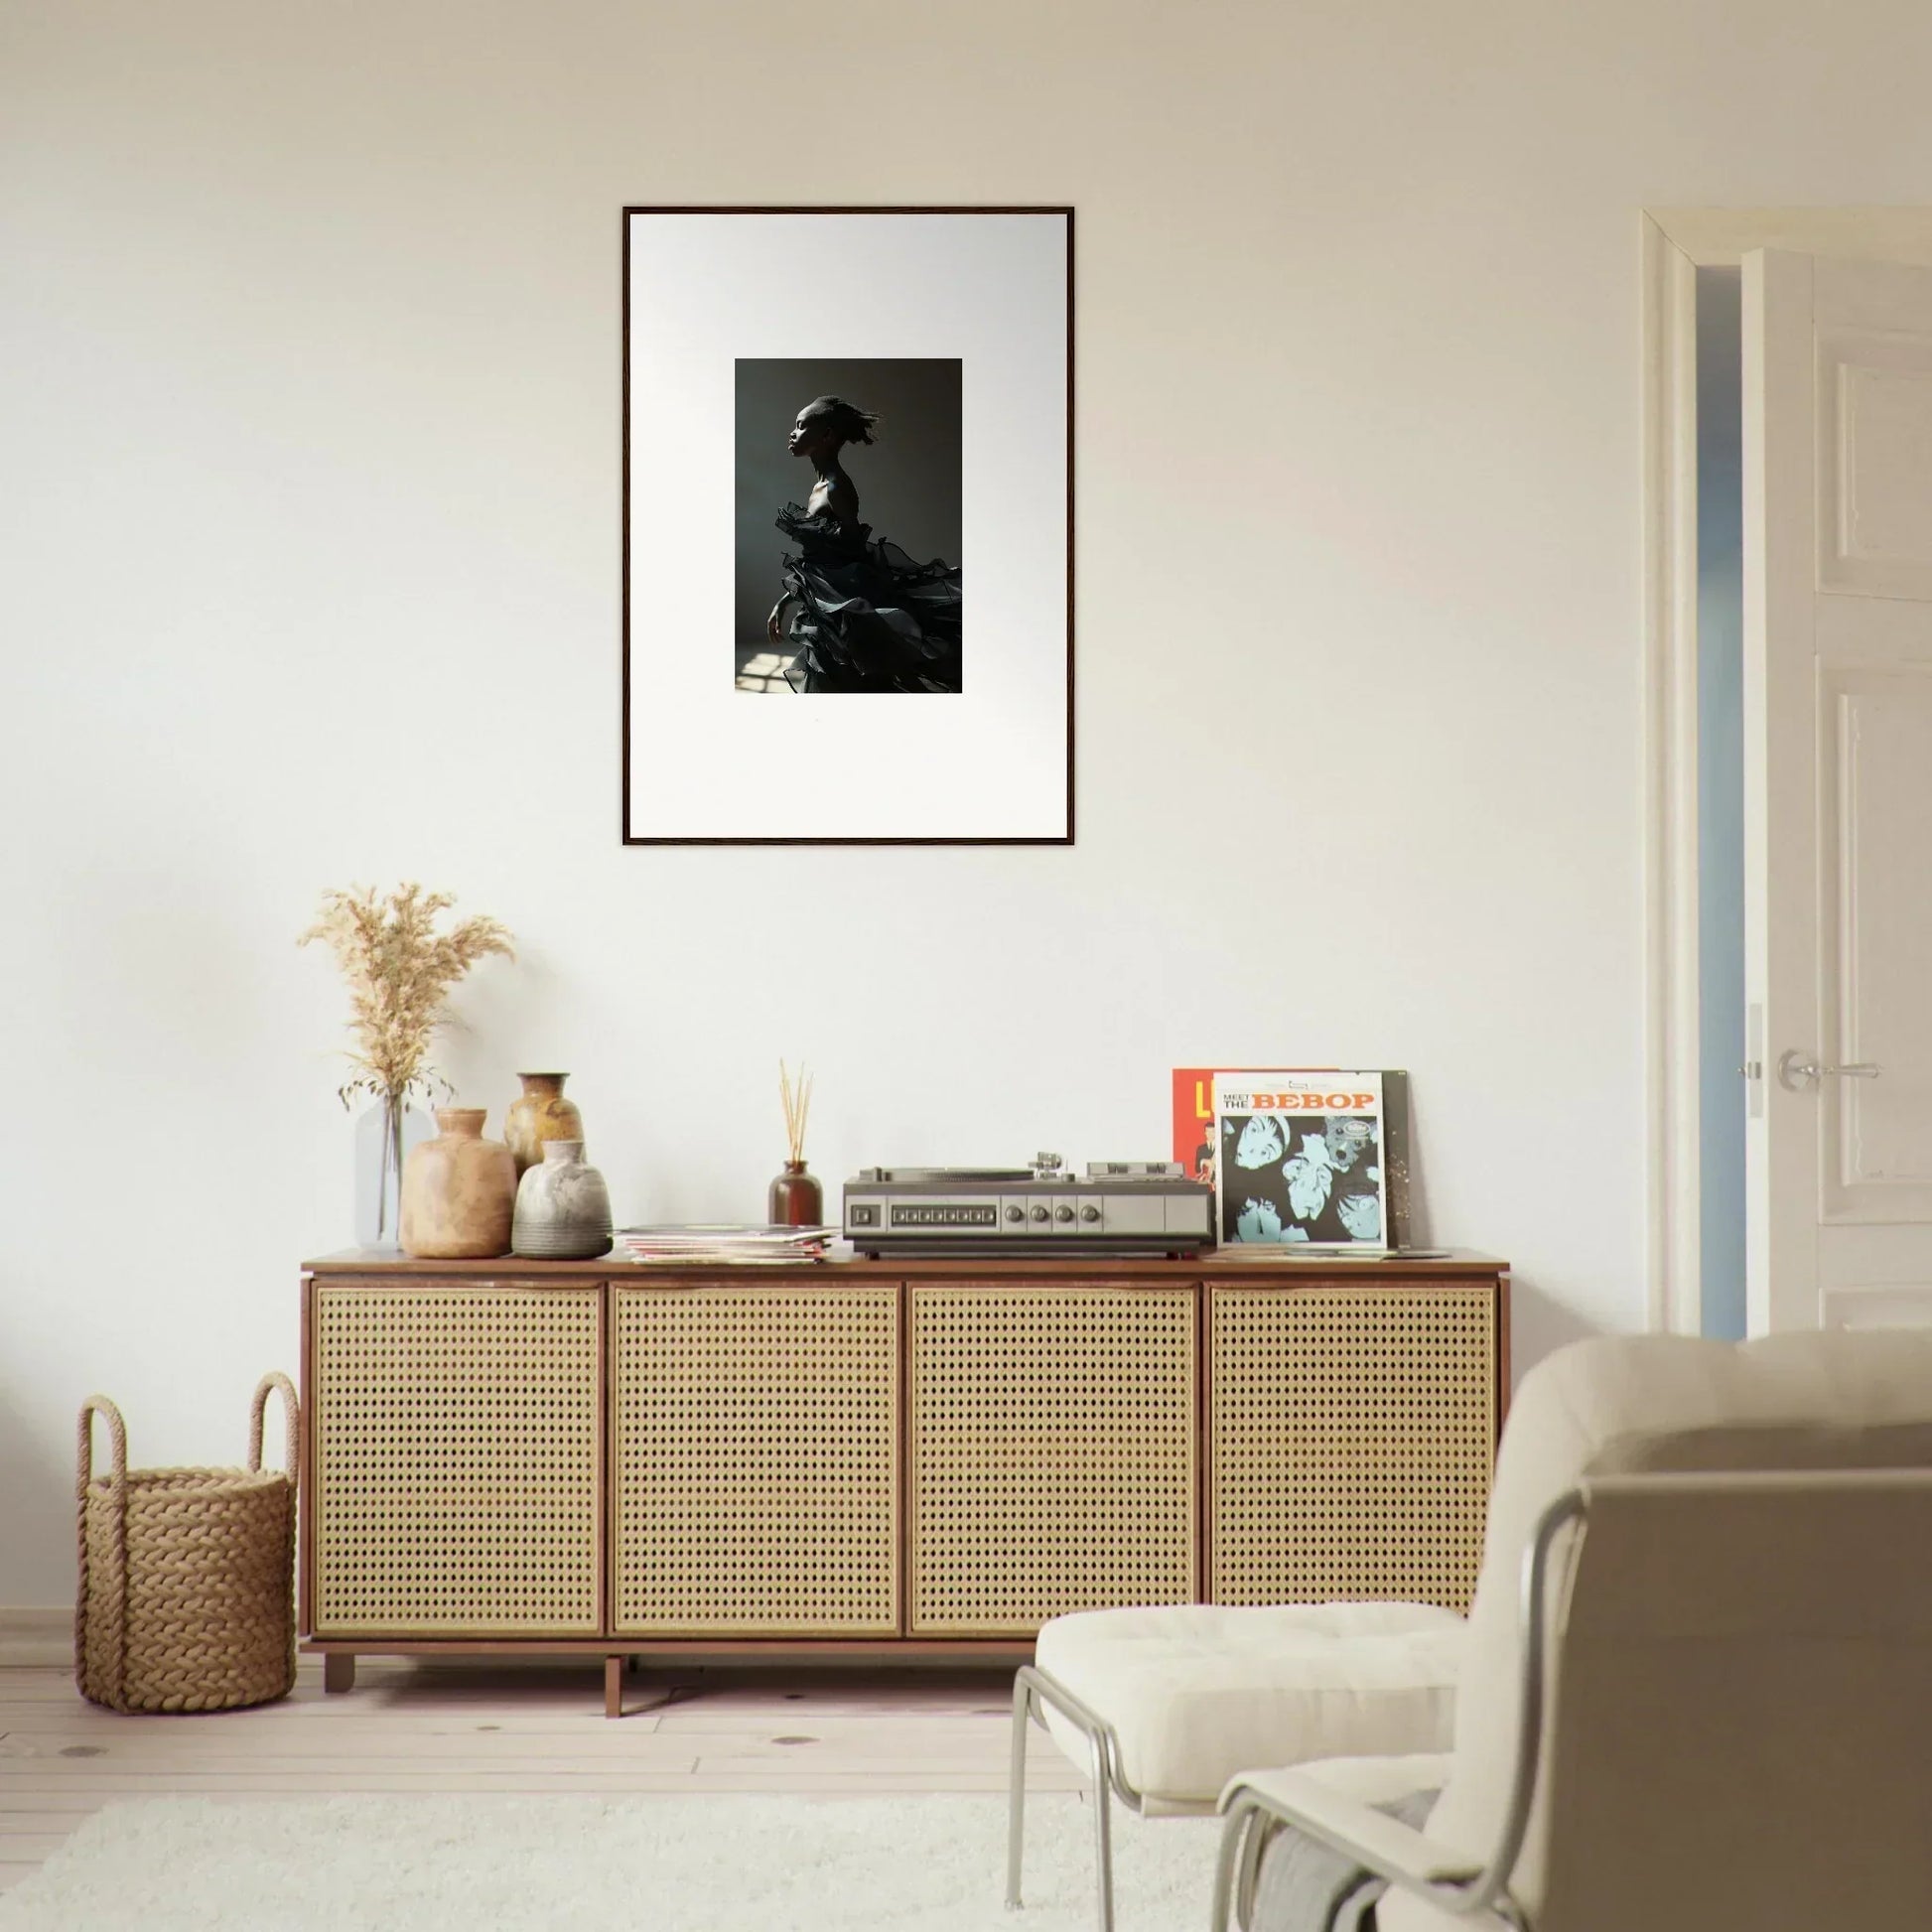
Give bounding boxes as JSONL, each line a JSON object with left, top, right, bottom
{"left": 248, "top": 1372, "right": 299, "bottom": 1476}
{"left": 74, "top": 1394, "right": 131, "bottom": 1708}
{"left": 76, "top": 1395, "right": 128, "bottom": 1499}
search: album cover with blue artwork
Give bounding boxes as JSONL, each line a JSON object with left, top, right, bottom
{"left": 1212, "top": 1070, "right": 1410, "bottom": 1248}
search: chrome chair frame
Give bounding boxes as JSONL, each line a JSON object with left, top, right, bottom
{"left": 1007, "top": 1661, "right": 1203, "bottom": 1932}
{"left": 1208, "top": 1491, "right": 1586, "bottom": 1932}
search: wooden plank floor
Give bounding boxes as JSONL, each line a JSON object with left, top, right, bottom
{"left": 0, "top": 1659, "right": 1084, "bottom": 1892}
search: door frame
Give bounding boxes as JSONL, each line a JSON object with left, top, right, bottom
{"left": 1640, "top": 208, "right": 1932, "bottom": 1334}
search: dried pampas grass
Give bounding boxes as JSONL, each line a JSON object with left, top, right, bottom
{"left": 299, "top": 884, "right": 514, "bottom": 1112}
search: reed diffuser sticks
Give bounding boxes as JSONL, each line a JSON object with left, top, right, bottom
{"left": 770, "top": 1060, "right": 823, "bottom": 1226}
{"left": 778, "top": 1059, "right": 813, "bottom": 1164}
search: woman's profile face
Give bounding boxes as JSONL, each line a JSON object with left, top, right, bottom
{"left": 786, "top": 406, "right": 834, "bottom": 459}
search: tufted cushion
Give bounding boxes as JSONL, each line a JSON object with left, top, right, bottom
{"left": 1033, "top": 1600, "right": 1465, "bottom": 1810}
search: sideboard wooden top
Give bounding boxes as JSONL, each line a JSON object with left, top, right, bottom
{"left": 304, "top": 1247, "right": 1507, "bottom": 1281}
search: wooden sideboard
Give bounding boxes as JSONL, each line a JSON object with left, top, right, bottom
{"left": 299, "top": 1251, "right": 1509, "bottom": 1714}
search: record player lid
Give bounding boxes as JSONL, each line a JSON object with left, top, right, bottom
{"left": 852, "top": 1166, "right": 1032, "bottom": 1183}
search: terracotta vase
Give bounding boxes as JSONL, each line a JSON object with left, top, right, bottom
{"left": 767, "top": 1161, "right": 824, "bottom": 1227}
{"left": 504, "top": 1072, "right": 585, "bottom": 1176}
{"left": 400, "top": 1109, "right": 516, "bottom": 1259}
{"left": 512, "top": 1141, "right": 615, "bottom": 1260}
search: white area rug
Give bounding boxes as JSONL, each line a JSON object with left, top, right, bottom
{"left": 0, "top": 1794, "right": 1221, "bottom": 1930}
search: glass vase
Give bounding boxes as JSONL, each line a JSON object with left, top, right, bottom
{"left": 353, "top": 1096, "right": 433, "bottom": 1250}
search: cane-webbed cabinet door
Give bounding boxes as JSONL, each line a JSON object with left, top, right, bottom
{"left": 311, "top": 1280, "right": 602, "bottom": 1636}
{"left": 611, "top": 1281, "right": 899, "bottom": 1635}
{"left": 907, "top": 1281, "right": 1197, "bottom": 1634}
{"left": 1208, "top": 1282, "right": 1496, "bottom": 1612}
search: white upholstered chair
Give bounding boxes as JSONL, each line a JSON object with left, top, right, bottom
{"left": 1212, "top": 1328, "right": 1932, "bottom": 1932}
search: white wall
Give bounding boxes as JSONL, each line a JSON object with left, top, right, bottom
{"left": 5, "top": 0, "right": 1930, "bottom": 1605}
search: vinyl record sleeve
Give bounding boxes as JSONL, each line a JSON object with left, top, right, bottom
{"left": 1206, "top": 1069, "right": 1412, "bottom": 1249}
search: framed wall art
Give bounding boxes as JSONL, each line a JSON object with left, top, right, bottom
{"left": 621, "top": 207, "right": 1073, "bottom": 845}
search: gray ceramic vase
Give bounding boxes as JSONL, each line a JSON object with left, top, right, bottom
{"left": 511, "top": 1141, "right": 614, "bottom": 1260}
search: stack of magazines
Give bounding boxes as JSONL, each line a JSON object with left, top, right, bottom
{"left": 613, "top": 1224, "right": 837, "bottom": 1265}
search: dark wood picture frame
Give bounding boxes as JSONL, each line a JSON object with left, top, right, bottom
{"left": 621, "top": 205, "right": 1075, "bottom": 847}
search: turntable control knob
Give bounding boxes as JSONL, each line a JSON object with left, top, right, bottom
{"left": 1054, "top": 1204, "right": 1075, "bottom": 1224}
{"left": 1005, "top": 1205, "right": 1025, "bottom": 1223}
{"left": 1030, "top": 1205, "right": 1050, "bottom": 1224}
{"left": 1080, "top": 1205, "right": 1101, "bottom": 1224}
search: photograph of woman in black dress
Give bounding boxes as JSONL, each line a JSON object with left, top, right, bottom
{"left": 735, "top": 359, "right": 962, "bottom": 694}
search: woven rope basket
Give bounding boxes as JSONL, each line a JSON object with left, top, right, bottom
{"left": 75, "top": 1372, "right": 298, "bottom": 1714}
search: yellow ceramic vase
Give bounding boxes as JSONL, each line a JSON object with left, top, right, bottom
{"left": 504, "top": 1072, "right": 586, "bottom": 1176}
{"left": 399, "top": 1109, "right": 516, "bottom": 1259}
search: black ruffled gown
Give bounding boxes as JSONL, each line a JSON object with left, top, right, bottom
{"left": 773, "top": 504, "right": 962, "bottom": 693}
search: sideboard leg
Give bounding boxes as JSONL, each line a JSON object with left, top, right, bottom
{"left": 323, "top": 1653, "right": 356, "bottom": 1696}
{"left": 605, "top": 1654, "right": 622, "bottom": 1719}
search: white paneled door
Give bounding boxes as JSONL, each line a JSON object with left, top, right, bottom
{"left": 1745, "top": 249, "right": 1932, "bottom": 1331}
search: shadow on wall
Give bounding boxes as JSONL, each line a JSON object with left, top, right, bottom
{"left": 1506, "top": 1279, "right": 1601, "bottom": 1393}
{"left": 1394, "top": 1096, "right": 1603, "bottom": 1391}
{"left": 0, "top": 1373, "right": 78, "bottom": 1621}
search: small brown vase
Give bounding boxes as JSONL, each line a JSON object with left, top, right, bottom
{"left": 767, "top": 1161, "right": 824, "bottom": 1227}
{"left": 400, "top": 1109, "right": 516, "bottom": 1258}
{"left": 504, "top": 1072, "right": 585, "bottom": 1176}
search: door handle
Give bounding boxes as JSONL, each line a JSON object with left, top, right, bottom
{"left": 1777, "top": 1049, "right": 1882, "bottom": 1092}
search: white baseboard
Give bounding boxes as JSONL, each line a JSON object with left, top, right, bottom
{"left": 0, "top": 1606, "right": 71, "bottom": 1668}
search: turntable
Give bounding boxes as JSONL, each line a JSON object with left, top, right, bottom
{"left": 843, "top": 1154, "right": 1212, "bottom": 1258}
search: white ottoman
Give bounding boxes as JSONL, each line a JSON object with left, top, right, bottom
{"left": 1007, "top": 1601, "right": 1464, "bottom": 1931}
